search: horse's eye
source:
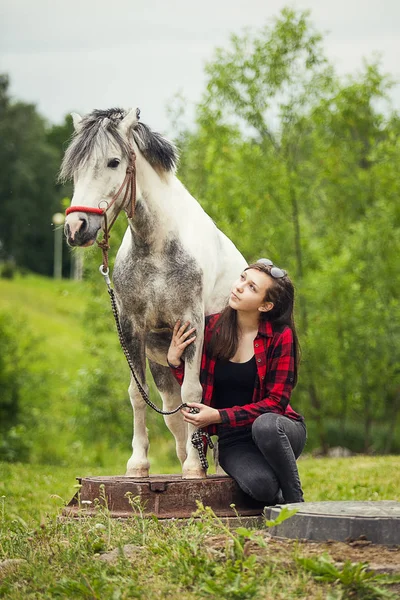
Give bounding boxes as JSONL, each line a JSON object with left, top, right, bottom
{"left": 107, "top": 158, "right": 120, "bottom": 169}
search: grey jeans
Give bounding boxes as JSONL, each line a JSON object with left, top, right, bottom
{"left": 218, "top": 413, "right": 307, "bottom": 505}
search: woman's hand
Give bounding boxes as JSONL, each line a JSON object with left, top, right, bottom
{"left": 167, "top": 320, "right": 196, "bottom": 367}
{"left": 181, "top": 403, "right": 222, "bottom": 428}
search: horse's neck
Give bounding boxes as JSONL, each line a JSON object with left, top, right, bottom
{"left": 132, "top": 157, "right": 204, "bottom": 251}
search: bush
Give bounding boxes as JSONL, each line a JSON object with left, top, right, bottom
{"left": 305, "top": 418, "right": 400, "bottom": 455}
{"left": 70, "top": 358, "right": 175, "bottom": 463}
{"left": 0, "top": 261, "right": 16, "bottom": 279}
{"left": 0, "top": 424, "right": 31, "bottom": 462}
{"left": 0, "top": 311, "right": 43, "bottom": 462}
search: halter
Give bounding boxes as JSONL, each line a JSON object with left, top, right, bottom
{"left": 65, "top": 145, "right": 137, "bottom": 270}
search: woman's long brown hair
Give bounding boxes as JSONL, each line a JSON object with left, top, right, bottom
{"left": 209, "top": 263, "right": 300, "bottom": 386}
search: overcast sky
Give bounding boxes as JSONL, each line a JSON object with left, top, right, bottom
{"left": 1, "top": 0, "right": 399, "bottom": 133}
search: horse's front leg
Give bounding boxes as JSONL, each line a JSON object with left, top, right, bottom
{"left": 180, "top": 318, "right": 206, "bottom": 479}
{"left": 122, "top": 321, "right": 150, "bottom": 477}
{"left": 148, "top": 359, "right": 188, "bottom": 467}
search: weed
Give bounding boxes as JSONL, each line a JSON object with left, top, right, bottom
{"left": 124, "top": 492, "right": 151, "bottom": 546}
{"left": 200, "top": 556, "right": 259, "bottom": 599}
{"left": 298, "top": 554, "right": 398, "bottom": 599}
{"left": 50, "top": 570, "right": 143, "bottom": 599}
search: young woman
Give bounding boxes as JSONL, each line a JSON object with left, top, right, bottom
{"left": 167, "top": 259, "right": 306, "bottom": 505}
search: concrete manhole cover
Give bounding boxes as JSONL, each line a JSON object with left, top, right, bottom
{"left": 265, "top": 501, "right": 400, "bottom": 546}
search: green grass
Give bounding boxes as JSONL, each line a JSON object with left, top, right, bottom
{"left": 0, "top": 273, "right": 100, "bottom": 430}
{"left": 0, "top": 273, "right": 108, "bottom": 465}
{"left": 299, "top": 455, "right": 400, "bottom": 502}
{"left": 0, "top": 273, "right": 97, "bottom": 386}
{"left": 1, "top": 456, "right": 399, "bottom": 527}
{"left": 1, "top": 458, "right": 399, "bottom": 600}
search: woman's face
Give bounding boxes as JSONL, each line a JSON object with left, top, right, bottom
{"left": 229, "top": 268, "right": 274, "bottom": 313}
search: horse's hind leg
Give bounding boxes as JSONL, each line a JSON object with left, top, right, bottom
{"left": 148, "top": 360, "right": 188, "bottom": 467}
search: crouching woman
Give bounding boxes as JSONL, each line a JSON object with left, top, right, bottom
{"left": 167, "top": 259, "right": 306, "bottom": 505}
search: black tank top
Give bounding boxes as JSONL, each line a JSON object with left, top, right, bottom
{"left": 213, "top": 356, "right": 257, "bottom": 409}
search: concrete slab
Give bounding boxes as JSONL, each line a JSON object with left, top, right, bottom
{"left": 265, "top": 501, "right": 400, "bottom": 546}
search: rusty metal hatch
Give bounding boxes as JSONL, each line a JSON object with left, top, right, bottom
{"left": 63, "top": 474, "right": 264, "bottom": 519}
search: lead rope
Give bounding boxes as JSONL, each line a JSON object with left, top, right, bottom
{"left": 99, "top": 264, "right": 214, "bottom": 470}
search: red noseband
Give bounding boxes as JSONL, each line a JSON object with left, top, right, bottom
{"left": 65, "top": 206, "right": 105, "bottom": 216}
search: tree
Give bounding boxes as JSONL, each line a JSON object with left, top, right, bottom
{"left": 180, "top": 8, "right": 336, "bottom": 448}
{"left": 175, "top": 9, "right": 400, "bottom": 452}
{"left": 0, "top": 75, "right": 73, "bottom": 276}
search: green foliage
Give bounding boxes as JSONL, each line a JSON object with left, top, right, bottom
{"left": 264, "top": 505, "right": 299, "bottom": 527}
{"left": 0, "top": 311, "right": 47, "bottom": 462}
{"left": 1, "top": 7, "right": 400, "bottom": 462}
{"left": 176, "top": 8, "right": 400, "bottom": 452}
{"left": 0, "top": 75, "right": 73, "bottom": 276}
{"left": 71, "top": 365, "right": 132, "bottom": 447}
{"left": 0, "top": 274, "right": 182, "bottom": 470}
{"left": 204, "top": 7, "right": 333, "bottom": 135}
{"left": 306, "top": 418, "right": 400, "bottom": 454}
{"left": 298, "top": 554, "right": 397, "bottom": 599}
{"left": 0, "top": 260, "right": 16, "bottom": 279}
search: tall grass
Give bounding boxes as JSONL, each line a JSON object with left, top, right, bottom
{"left": 1, "top": 461, "right": 398, "bottom": 600}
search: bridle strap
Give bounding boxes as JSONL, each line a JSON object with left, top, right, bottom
{"left": 65, "top": 146, "right": 137, "bottom": 270}
{"left": 65, "top": 145, "right": 136, "bottom": 228}
{"left": 101, "top": 147, "right": 137, "bottom": 224}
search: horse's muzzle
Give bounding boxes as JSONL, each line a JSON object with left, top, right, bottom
{"left": 64, "top": 212, "right": 102, "bottom": 247}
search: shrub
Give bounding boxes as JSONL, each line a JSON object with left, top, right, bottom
{"left": 0, "top": 261, "right": 16, "bottom": 279}
{"left": 0, "top": 311, "right": 43, "bottom": 462}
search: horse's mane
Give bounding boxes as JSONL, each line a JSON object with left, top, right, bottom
{"left": 59, "top": 108, "right": 178, "bottom": 182}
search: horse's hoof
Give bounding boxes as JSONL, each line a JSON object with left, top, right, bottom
{"left": 215, "top": 465, "right": 228, "bottom": 476}
{"left": 125, "top": 468, "right": 149, "bottom": 478}
{"left": 181, "top": 470, "right": 206, "bottom": 479}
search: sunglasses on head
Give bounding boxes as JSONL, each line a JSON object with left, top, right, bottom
{"left": 256, "top": 258, "right": 287, "bottom": 279}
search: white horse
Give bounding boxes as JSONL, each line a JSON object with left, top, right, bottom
{"left": 61, "top": 108, "right": 247, "bottom": 478}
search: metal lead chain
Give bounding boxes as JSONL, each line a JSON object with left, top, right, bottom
{"left": 99, "top": 264, "right": 211, "bottom": 468}
{"left": 191, "top": 430, "right": 214, "bottom": 470}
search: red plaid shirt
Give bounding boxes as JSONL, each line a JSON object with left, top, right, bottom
{"left": 170, "top": 313, "right": 304, "bottom": 436}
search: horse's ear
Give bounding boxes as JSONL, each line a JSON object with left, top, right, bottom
{"left": 119, "top": 108, "right": 139, "bottom": 136}
{"left": 71, "top": 112, "right": 83, "bottom": 132}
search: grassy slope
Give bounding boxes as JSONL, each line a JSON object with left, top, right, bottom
{"left": 0, "top": 274, "right": 106, "bottom": 464}
{"left": 0, "top": 273, "right": 96, "bottom": 389}
{"left": 0, "top": 273, "right": 184, "bottom": 469}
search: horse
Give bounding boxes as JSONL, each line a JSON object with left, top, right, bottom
{"left": 61, "top": 108, "right": 247, "bottom": 478}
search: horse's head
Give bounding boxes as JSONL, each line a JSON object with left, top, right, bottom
{"left": 61, "top": 108, "right": 140, "bottom": 247}
{"left": 60, "top": 107, "right": 178, "bottom": 247}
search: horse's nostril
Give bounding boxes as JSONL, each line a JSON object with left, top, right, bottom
{"left": 80, "top": 217, "right": 87, "bottom": 232}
